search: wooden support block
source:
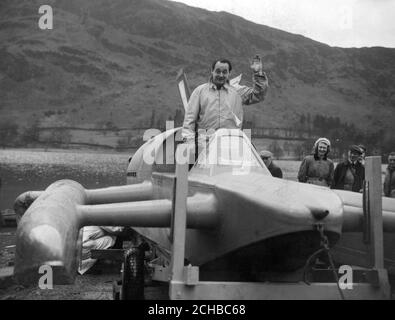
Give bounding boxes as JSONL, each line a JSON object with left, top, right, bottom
{"left": 170, "top": 158, "right": 188, "bottom": 283}
{"left": 184, "top": 265, "right": 199, "bottom": 286}
{"left": 0, "top": 267, "right": 15, "bottom": 289}
{"left": 365, "top": 156, "right": 384, "bottom": 269}
{"left": 152, "top": 265, "right": 170, "bottom": 282}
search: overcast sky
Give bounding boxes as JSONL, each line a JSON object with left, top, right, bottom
{"left": 168, "top": 0, "right": 395, "bottom": 48}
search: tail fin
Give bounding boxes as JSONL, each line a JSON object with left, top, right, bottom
{"left": 176, "top": 69, "right": 191, "bottom": 111}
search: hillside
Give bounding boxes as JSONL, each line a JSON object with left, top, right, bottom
{"left": 1, "top": 0, "right": 395, "bottom": 146}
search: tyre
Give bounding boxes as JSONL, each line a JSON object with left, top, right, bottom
{"left": 121, "top": 245, "right": 145, "bottom": 300}
{"left": 112, "top": 280, "right": 122, "bottom": 300}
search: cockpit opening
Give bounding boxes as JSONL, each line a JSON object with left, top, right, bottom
{"left": 192, "top": 129, "right": 271, "bottom": 176}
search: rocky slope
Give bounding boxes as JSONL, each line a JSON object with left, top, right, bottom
{"left": 0, "top": 0, "right": 394, "bottom": 140}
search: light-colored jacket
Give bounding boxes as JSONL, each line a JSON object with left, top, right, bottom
{"left": 297, "top": 155, "right": 334, "bottom": 187}
{"left": 182, "top": 72, "right": 268, "bottom": 140}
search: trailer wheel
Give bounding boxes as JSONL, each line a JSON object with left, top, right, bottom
{"left": 121, "top": 246, "right": 145, "bottom": 300}
{"left": 112, "top": 280, "right": 122, "bottom": 300}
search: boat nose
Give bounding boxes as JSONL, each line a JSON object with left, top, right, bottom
{"left": 310, "top": 209, "right": 330, "bottom": 220}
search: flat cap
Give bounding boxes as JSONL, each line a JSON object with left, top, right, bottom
{"left": 349, "top": 145, "right": 363, "bottom": 155}
{"left": 260, "top": 150, "right": 273, "bottom": 158}
{"left": 314, "top": 137, "right": 331, "bottom": 147}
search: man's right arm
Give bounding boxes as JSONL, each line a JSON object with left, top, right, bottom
{"left": 297, "top": 157, "right": 308, "bottom": 183}
{"left": 182, "top": 86, "right": 201, "bottom": 141}
{"left": 384, "top": 171, "right": 390, "bottom": 197}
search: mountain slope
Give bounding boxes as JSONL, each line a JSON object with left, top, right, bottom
{"left": 0, "top": 0, "right": 394, "bottom": 140}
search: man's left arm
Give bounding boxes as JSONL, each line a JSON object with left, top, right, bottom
{"left": 240, "top": 70, "right": 269, "bottom": 106}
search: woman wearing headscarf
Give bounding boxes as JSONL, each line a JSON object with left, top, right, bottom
{"left": 297, "top": 137, "right": 334, "bottom": 187}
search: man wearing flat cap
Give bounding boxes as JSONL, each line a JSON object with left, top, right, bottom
{"left": 260, "top": 150, "right": 283, "bottom": 178}
{"left": 384, "top": 152, "right": 395, "bottom": 198}
{"left": 332, "top": 145, "right": 365, "bottom": 192}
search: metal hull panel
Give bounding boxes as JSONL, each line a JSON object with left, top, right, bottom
{"left": 135, "top": 171, "right": 343, "bottom": 268}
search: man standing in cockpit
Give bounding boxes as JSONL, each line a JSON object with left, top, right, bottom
{"left": 181, "top": 56, "right": 269, "bottom": 143}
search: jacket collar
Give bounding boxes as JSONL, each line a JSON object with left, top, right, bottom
{"left": 208, "top": 77, "right": 230, "bottom": 91}
{"left": 314, "top": 153, "right": 327, "bottom": 160}
{"left": 346, "top": 159, "right": 361, "bottom": 167}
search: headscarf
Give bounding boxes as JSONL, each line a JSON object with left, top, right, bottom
{"left": 313, "top": 137, "right": 331, "bottom": 157}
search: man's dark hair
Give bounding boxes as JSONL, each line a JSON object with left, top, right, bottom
{"left": 211, "top": 59, "right": 232, "bottom": 72}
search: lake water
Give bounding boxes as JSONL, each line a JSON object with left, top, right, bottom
{"left": 0, "top": 149, "right": 132, "bottom": 211}
{"left": 0, "top": 149, "right": 387, "bottom": 211}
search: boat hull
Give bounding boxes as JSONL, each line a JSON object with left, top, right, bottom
{"left": 135, "top": 171, "right": 344, "bottom": 275}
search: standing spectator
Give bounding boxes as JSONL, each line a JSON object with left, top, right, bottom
{"left": 384, "top": 152, "right": 395, "bottom": 198}
{"left": 358, "top": 144, "right": 366, "bottom": 165}
{"left": 297, "top": 138, "right": 334, "bottom": 187}
{"left": 260, "top": 150, "right": 283, "bottom": 178}
{"left": 332, "top": 145, "right": 365, "bottom": 192}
